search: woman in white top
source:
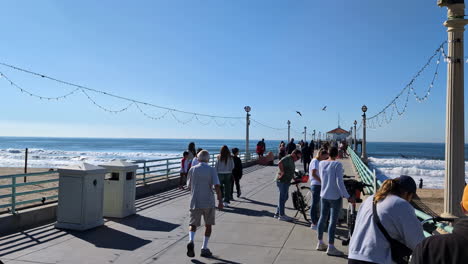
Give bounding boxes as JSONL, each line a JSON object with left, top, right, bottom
{"left": 308, "top": 148, "right": 329, "bottom": 229}
{"left": 316, "top": 146, "right": 351, "bottom": 256}
{"left": 215, "top": 145, "right": 234, "bottom": 207}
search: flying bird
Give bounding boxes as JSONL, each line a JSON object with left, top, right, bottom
{"left": 322, "top": 106, "right": 327, "bottom": 111}
{"left": 296, "top": 111, "right": 302, "bottom": 117}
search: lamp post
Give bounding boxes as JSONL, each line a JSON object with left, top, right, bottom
{"left": 438, "top": 0, "right": 467, "bottom": 218}
{"left": 353, "top": 120, "right": 358, "bottom": 151}
{"left": 304, "top": 126, "right": 307, "bottom": 142}
{"left": 313, "top": 129, "right": 316, "bottom": 141}
{"left": 244, "top": 106, "right": 251, "bottom": 160}
{"left": 287, "top": 120, "right": 291, "bottom": 142}
{"left": 361, "top": 105, "right": 368, "bottom": 163}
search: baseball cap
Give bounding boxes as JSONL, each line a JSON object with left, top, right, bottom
{"left": 397, "top": 175, "right": 417, "bottom": 194}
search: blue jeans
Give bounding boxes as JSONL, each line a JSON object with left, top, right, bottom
{"left": 276, "top": 181, "right": 290, "bottom": 216}
{"left": 317, "top": 198, "right": 342, "bottom": 244}
{"left": 310, "top": 185, "right": 321, "bottom": 225}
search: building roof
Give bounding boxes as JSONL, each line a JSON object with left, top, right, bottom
{"left": 326, "top": 127, "right": 349, "bottom": 134}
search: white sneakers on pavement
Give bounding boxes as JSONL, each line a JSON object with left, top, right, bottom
{"left": 326, "top": 246, "right": 345, "bottom": 256}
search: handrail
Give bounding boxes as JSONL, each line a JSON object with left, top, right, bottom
{"left": 347, "top": 146, "right": 453, "bottom": 236}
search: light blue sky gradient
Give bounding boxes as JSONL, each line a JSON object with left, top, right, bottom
{"left": 0, "top": 0, "right": 464, "bottom": 142}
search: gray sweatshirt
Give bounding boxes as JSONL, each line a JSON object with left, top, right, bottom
{"left": 215, "top": 156, "right": 234, "bottom": 174}
{"left": 348, "top": 194, "right": 425, "bottom": 264}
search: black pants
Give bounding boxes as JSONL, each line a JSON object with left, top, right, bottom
{"left": 348, "top": 259, "right": 377, "bottom": 264}
{"left": 231, "top": 175, "right": 241, "bottom": 197}
{"left": 303, "top": 160, "right": 310, "bottom": 173}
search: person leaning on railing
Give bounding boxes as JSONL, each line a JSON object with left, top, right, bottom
{"left": 348, "top": 175, "right": 425, "bottom": 264}
{"left": 410, "top": 184, "right": 468, "bottom": 264}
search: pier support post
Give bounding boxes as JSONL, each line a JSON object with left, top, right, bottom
{"left": 439, "top": 1, "right": 468, "bottom": 218}
{"left": 361, "top": 105, "right": 368, "bottom": 163}
{"left": 244, "top": 106, "right": 251, "bottom": 161}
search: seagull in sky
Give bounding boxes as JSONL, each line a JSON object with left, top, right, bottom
{"left": 296, "top": 111, "right": 302, "bottom": 117}
{"left": 322, "top": 106, "right": 327, "bottom": 111}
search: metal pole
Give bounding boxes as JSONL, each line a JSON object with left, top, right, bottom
{"left": 354, "top": 121, "right": 357, "bottom": 151}
{"left": 11, "top": 176, "right": 16, "bottom": 214}
{"left": 24, "top": 148, "right": 28, "bottom": 182}
{"left": 245, "top": 108, "right": 251, "bottom": 161}
{"left": 361, "top": 107, "right": 368, "bottom": 163}
{"left": 287, "top": 120, "right": 291, "bottom": 142}
{"left": 304, "top": 126, "right": 307, "bottom": 142}
{"left": 439, "top": 1, "right": 467, "bottom": 217}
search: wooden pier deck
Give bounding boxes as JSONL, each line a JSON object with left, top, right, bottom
{"left": 0, "top": 159, "right": 357, "bottom": 264}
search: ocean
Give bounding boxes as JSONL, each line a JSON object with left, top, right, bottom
{"left": 0, "top": 137, "right": 466, "bottom": 189}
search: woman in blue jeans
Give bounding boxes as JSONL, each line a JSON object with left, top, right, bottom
{"left": 316, "top": 147, "right": 352, "bottom": 256}
{"left": 308, "top": 148, "right": 329, "bottom": 229}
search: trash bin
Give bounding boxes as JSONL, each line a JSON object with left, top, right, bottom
{"left": 55, "top": 163, "right": 106, "bottom": 231}
{"left": 101, "top": 160, "right": 138, "bottom": 218}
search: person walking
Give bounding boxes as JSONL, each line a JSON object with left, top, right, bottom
{"left": 301, "top": 142, "right": 312, "bottom": 173}
{"left": 286, "top": 138, "right": 296, "bottom": 154}
{"left": 230, "top": 148, "right": 243, "bottom": 198}
{"left": 348, "top": 175, "right": 425, "bottom": 264}
{"left": 275, "top": 149, "right": 302, "bottom": 221}
{"left": 215, "top": 145, "right": 235, "bottom": 207}
{"left": 316, "top": 147, "right": 351, "bottom": 256}
{"left": 310, "top": 140, "right": 315, "bottom": 152}
{"left": 179, "top": 151, "right": 190, "bottom": 189}
{"left": 410, "top": 184, "right": 468, "bottom": 264}
{"left": 256, "top": 138, "right": 266, "bottom": 157}
{"left": 309, "top": 148, "right": 329, "bottom": 229}
{"left": 186, "top": 150, "right": 223, "bottom": 258}
{"left": 186, "top": 142, "right": 197, "bottom": 170}
{"left": 191, "top": 148, "right": 204, "bottom": 167}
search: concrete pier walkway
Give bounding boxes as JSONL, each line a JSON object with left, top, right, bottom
{"left": 0, "top": 159, "right": 356, "bottom": 264}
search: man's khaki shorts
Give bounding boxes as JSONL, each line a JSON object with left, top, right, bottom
{"left": 189, "top": 208, "right": 216, "bottom": 227}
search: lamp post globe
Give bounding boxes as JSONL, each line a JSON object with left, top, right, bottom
{"left": 361, "top": 105, "right": 368, "bottom": 113}
{"left": 244, "top": 106, "right": 251, "bottom": 113}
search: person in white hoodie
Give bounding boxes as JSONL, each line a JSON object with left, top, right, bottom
{"left": 348, "top": 175, "right": 425, "bottom": 264}
{"left": 215, "top": 145, "right": 234, "bottom": 207}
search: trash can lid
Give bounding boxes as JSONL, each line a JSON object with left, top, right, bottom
{"left": 58, "top": 162, "right": 107, "bottom": 175}
{"left": 100, "top": 160, "right": 139, "bottom": 171}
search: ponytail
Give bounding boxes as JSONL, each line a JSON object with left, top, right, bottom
{"left": 374, "top": 179, "right": 403, "bottom": 204}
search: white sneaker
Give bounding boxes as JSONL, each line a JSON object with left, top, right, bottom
{"left": 223, "top": 202, "right": 229, "bottom": 207}
{"left": 278, "top": 215, "right": 294, "bottom": 222}
{"left": 326, "top": 246, "right": 345, "bottom": 256}
{"left": 316, "top": 242, "right": 327, "bottom": 251}
{"left": 310, "top": 224, "right": 317, "bottom": 230}
{"left": 273, "top": 213, "right": 279, "bottom": 219}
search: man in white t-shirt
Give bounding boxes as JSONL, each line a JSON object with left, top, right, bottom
{"left": 308, "top": 148, "right": 329, "bottom": 229}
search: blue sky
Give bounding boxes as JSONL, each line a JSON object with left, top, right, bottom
{"left": 0, "top": 0, "right": 463, "bottom": 142}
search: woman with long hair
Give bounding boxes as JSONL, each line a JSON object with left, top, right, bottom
{"left": 278, "top": 141, "right": 286, "bottom": 160}
{"left": 316, "top": 147, "right": 350, "bottom": 256}
{"left": 308, "top": 148, "right": 328, "bottom": 229}
{"left": 348, "top": 176, "right": 425, "bottom": 264}
{"left": 215, "top": 145, "right": 234, "bottom": 207}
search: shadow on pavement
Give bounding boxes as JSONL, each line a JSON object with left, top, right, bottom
{"left": 191, "top": 256, "right": 242, "bottom": 264}
{"left": 0, "top": 224, "right": 68, "bottom": 257}
{"left": 239, "top": 197, "right": 277, "bottom": 208}
{"left": 115, "top": 214, "right": 180, "bottom": 232}
{"left": 223, "top": 207, "right": 275, "bottom": 218}
{"left": 135, "top": 188, "right": 189, "bottom": 211}
{"left": 71, "top": 225, "right": 151, "bottom": 251}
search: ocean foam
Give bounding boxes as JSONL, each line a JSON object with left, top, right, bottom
{"left": 0, "top": 148, "right": 180, "bottom": 168}
{"left": 368, "top": 157, "right": 468, "bottom": 189}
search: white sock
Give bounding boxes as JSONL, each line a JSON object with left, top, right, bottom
{"left": 189, "top": 231, "right": 195, "bottom": 242}
{"left": 202, "top": 236, "right": 210, "bottom": 249}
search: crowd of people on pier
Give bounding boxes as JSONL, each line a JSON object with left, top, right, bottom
{"left": 180, "top": 139, "right": 468, "bottom": 263}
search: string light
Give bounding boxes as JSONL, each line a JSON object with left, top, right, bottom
{"left": 364, "top": 42, "right": 446, "bottom": 129}
{"left": 250, "top": 119, "right": 288, "bottom": 131}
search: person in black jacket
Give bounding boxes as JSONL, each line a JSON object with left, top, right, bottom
{"left": 410, "top": 184, "right": 468, "bottom": 264}
{"left": 301, "top": 142, "right": 311, "bottom": 172}
{"left": 286, "top": 138, "right": 296, "bottom": 154}
{"left": 231, "top": 148, "right": 243, "bottom": 198}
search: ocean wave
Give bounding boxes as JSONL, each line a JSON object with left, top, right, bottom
{"left": 0, "top": 148, "right": 181, "bottom": 168}
{"left": 368, "top": 157, "right": 468, "bottom": 189}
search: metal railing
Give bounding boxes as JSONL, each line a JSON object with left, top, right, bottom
{"left": 347, "top": 146, "right": 453, "bottom": 237}
{"left": 134, "top": 148, "right": 278, "bottom": 185}
{"left": 0, "top": 171, "right": 59, "bottom": 214}
{"left": 0, "top": 147, "right": 278, "bottom": 214}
